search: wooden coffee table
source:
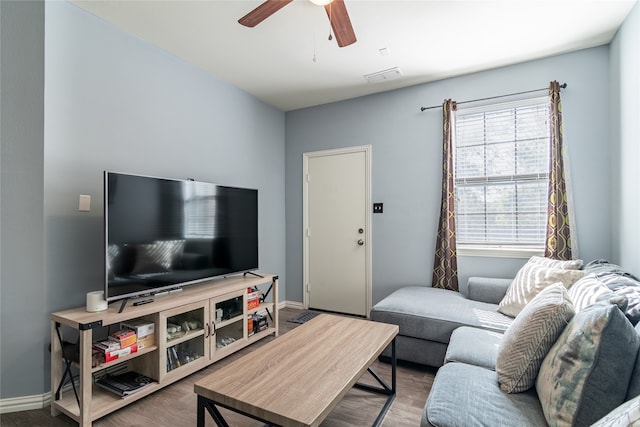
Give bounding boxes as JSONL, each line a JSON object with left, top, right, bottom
{"left": 194, "top": 313, "right": 399, "bottom": 427}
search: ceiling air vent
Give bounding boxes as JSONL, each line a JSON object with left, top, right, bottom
{"left": 364, "top": 67, "right": 401, "bottom": 84}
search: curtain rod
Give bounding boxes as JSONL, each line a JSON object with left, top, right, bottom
{"left": 419, "top": 83, "right": 567, "bottom": 112}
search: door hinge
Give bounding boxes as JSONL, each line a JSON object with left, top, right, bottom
{"left": 306, "top": 173, "right": 310, "bottom": 183}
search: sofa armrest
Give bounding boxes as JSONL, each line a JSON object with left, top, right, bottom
{"left": 467, "top": 277, "right": 513, "bottom": 304}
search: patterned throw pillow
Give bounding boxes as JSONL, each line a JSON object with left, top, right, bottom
{"left": 536, "top": 303, "right": 640, "bottom": 427}
{"left": 497, "top": 284, "right": 575, "bottom": 393}
{"left": 498, "top": 263, "right": 584, "bottom": 317}
{"left": 528, "top": 256, "right": 584, "bottom": 270}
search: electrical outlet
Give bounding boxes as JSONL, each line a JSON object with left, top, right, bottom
{"left": 373, "top": 203, "right": 383, "bottom": 213}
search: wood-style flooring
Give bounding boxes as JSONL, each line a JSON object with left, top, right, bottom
{"left": 1, "top": 307, "right": 436, "bottom": 427}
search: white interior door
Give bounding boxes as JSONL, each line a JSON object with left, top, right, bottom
{"left": 303, "top": 146, "right": 371, "bottom": 317}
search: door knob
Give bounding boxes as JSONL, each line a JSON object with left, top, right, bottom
{"left": 357, "top": 239, "right": 364, "bottom": 246}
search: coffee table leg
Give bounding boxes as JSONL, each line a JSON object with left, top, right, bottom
{"left": 373, "top": 337, "right": 396, "bottom": 427}
{"left": 197, "top": 395, "right": 231, "bottom": 427}
{"left": 391, "top": 336, "right": 396, "bottom": 393}
{"left": 197, "top": 395, "right": 205, "bottom": 427}
{"left": 353, "top": 337, "right": 397, "bottom": 427}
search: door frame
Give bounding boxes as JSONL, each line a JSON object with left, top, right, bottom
{"left": 302, "top": 145, "right": 372, "bottom": 317}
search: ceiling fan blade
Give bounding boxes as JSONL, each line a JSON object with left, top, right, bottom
{"left": 238, "top": 0, "right": 294, "bottom": 28}
{"left": 325, "top": 0, "right": 356, "bottom": 47}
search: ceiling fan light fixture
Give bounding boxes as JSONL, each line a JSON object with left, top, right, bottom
{"left": 310, "top": 0, "right": 333, "bottom": 6}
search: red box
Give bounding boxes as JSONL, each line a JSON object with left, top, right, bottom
{"left": 93, "top": 342, "right": 138, "bottom": 363}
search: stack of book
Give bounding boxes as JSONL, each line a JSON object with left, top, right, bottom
{"left": 95, "top": 371, "right": 156, "bottom": 397}
{"left": 92, "top": 329, "right": 138, "bottom": 364}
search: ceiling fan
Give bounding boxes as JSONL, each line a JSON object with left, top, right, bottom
{"left": 238, "top": 0, "right": 357, "bottom": 48}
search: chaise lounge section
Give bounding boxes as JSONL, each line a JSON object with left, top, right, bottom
{"left": 370, "top": 277, "right": 513, "bottom": 366}
{"left": 372, "top": 258, "right": 640, "bottom": 426}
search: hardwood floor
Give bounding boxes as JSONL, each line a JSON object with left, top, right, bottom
{"left": 1, "top": 307, "right": 436, "bottom": 427}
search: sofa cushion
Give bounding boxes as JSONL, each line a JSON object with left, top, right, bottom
{"left": 423, "top": 362, "right": 547, "bottom": 427}
{"left": 568, "top": 273, "right": 629, "bottom": 312}
{"left": 444, "top": 326, "right": 502, "bottom": 370}
{"left": 528, "top": 255, "right": 583, "bottom": 270}
{"left": 536, "top": 302, "right": 640, "bottom": 427}
{"left": 467, "top": 277, "right": 513, "bottom": 304}
{"left": 370, "top": 286, "right": 511, "bottom": 344}
{"left": 590, "top": 394, "right": 640, "bottom": 427}
{"left": 497, "top": 284, "right": 575, "bottom": 393}
{"left": 498, "top": 262, "right": 584, "bottom": 317}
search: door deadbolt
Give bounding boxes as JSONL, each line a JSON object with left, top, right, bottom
{"left": 358, "top": 228, "right": 364, "bottom": 234}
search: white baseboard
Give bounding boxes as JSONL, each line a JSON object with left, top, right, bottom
{"left": 0, "top": 392, "right": 50, "bottom": 414}
{"left": 283, "top": 300, "right": 305, "bottom": 310}
{"left": 1, "top": 301, "right": 304, "bottom": 415}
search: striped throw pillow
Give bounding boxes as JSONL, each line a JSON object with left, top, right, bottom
{"left": 497, "top": 283, "right": 575, "bottom": 393}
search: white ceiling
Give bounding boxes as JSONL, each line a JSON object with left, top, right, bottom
{"left": 71, "top": 0, "right": 637, "bottom": 111}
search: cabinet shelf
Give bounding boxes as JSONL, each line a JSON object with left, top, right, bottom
{"left": 249, "top": 326, "right": 277, "bottom": 342}
{"left": 90, "top": 345, "right": 158, "bottom": 374}
{"left": 166, "top": 328, "right": 205, "bottom": 347}
{"left": 51, "top": 274, "right": 278, "bottom": 427}
{"left": 214, "top": 315, "right": 243, "bottom": 329}
{"left": 53, "top": 380, "right": 163, "bottom": 422}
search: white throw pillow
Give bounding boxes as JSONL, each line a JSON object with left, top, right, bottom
{"left": 497, "top": 284, "right": 575, "bottom": 393}
{"left": 528, "top": 256, "right": 583, "bottom": 270}
{"left": 498, "top": 262, "right": 584, "bottom": 317}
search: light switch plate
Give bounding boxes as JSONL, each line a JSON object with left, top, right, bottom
{"left": 79, "top": 195, "right": 91, "bottom": 212}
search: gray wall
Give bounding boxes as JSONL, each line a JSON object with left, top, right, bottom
{"left": 610, "top": 1, "right": 640, "bottom": 276}
{"left": 285, "top": 47, "right": 613, "bottom": 305}
{"left": 1, "top": 0, "right": 46, "bottom": 399}
{"left": 0, "top": 0, "right": 286, "bottom": 399}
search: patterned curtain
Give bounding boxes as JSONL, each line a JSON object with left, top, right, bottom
{"left": 432, "top": 99, "right": 459, "bottom": 291}
{"left": 545, "top": 81, "right": 573, "bottom": 260}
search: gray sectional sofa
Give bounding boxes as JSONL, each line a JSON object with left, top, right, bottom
{"left": 371, "top": 259, "right": 640, "bottom": 427}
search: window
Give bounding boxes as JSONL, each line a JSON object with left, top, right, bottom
{"left": 453, "top": 97, "right": 550, "bottom": 256}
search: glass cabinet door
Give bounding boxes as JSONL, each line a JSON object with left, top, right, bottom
{"left": 211, "top": 290, "right": 246, "bottom": 358}
{"left": 159, "top": 300, "right": 209, "bottom": 380}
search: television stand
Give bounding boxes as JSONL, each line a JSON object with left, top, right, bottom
{"left": 50, "top": 274, "right": 278, "bottom": 427}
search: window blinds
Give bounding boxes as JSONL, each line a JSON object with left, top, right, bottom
{"left": 454, "top": 97, "right": 550, "bottom": 247}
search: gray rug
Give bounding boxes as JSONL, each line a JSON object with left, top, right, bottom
{"left": 287, "top": 310, "right": 322, "bottom": 324}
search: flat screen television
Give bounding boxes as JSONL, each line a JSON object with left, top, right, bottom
{"left": 104, "top": 171, "right": 258, "bottom": 302}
